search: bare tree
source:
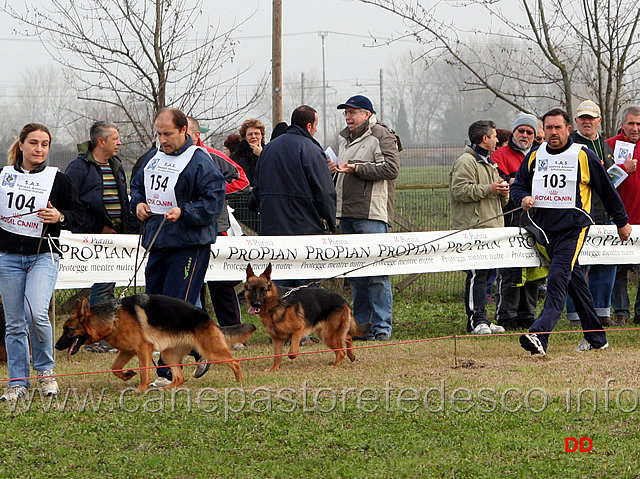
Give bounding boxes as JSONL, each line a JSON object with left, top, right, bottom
{"left": 3, "top": 0, "right": 266, "bottom": 147}
{"left": 359, "top": 0, "right": 640, "bottom": 137}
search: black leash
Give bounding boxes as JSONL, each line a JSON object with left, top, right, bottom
{"left": 119, "top": 216, "right": 167, "bottom": 299}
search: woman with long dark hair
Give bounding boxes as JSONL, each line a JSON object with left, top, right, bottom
{"left": 0, "top": 123, "right": 83, "bottom": 401}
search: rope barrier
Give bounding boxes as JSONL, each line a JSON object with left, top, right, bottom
{"left": 2, "top": 326, "right": 639, "bottom": 384}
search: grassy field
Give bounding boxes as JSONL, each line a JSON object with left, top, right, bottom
{"left": 2, "top": 292, "right": 640, "bottom": 478}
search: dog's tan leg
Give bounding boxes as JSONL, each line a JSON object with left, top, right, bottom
{"left": 161, "top": 349, "right": 185, "bottom": 388}
{"left": 111, "top": 351, "right": 136, "bottom": 381}
{"left": 136, "top": 342, "right": 154, "bottom": 392}
{"left": 268, "top": 338, "right": 284, "bottom": 371}
{"left": 197, "top": 327, "right": 244, "bottom": 382}
{"left": 325, "top": 336, "right": 347, "bottom": 366}
{"left": 345, "top": 335, "right": 356, "bottom": 362}
{"left": 287, "top": 329, "right": 304, "bottom": 360}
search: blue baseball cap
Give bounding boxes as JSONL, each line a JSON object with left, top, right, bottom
{"left": 337, "top": 95, "right": 375, "bottom": 113}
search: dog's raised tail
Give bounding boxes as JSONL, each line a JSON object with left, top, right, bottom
{"left": 220, "top": 323, "right": 257, "bottom": 346}
{"left": 350, "top": 319, "right": 371, "bottom": 338}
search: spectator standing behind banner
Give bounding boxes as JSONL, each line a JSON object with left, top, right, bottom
{"left": 491, "top": 112, "right": 543, "bottom": 331}
{"left": 228, "top": 118, "right": 265, "bottom": 233}
{"left": 565, "top": 101, "right": 618, "bottom": 327}
{"left": 334, "top": 95, "right": 400, "bottom": 342}
{"left": 65, "top": 121, "right": 139, "bottom": 353}
{"left": 0, "top": 123, "right": 84, "bottom": 402}
{"left": 130, "top": 108, "right": 226, "bottom": 387}
{"left": 606, "top": 105, "right": 640, "bottom": 326}
{"left": 450, "top": 120, "right": 509, "bottom": 335}
{"left": 186, "top": 117, "right": 249, "bottom": 317}
{"left": 512, "top": 108, "right": 631, "bottom": 356}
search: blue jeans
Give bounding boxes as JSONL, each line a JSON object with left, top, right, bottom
{"left": 566, "top": 264, "right": 617, "bottom": 319}
{"left": 339, "top": 218, "right": 393, "bottom": 337}
{"left": 0, "top": 252, "right": 59, "bottom": 387}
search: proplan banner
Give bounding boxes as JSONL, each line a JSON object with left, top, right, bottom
{"left": 55, "top": 225, "right": 640, "bottom": 289}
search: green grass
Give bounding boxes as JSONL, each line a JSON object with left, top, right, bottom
{"left": 3, "top": 291, "right": 640, "bottom": 477}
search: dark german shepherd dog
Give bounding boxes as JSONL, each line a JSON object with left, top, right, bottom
{"left": 55, "top": 294, "right": 256, "bottom": 391}
{"left": 244, "top": 263, "right": 370, "bottom": 371}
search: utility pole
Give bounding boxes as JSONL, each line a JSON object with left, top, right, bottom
{"left": 301, "top": 72, "right": 305, "bottom": 104}
{"left": 272, "top": 0, "right": 282, "bottom": 125}
{"left": 379, "top": 68, "right": 384, "bottom": 121}
{"left": 319, "top": 31, "right": 329, "bottom": 146}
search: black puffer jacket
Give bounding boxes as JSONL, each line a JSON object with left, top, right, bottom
{"left": 65, "top": 141, "right": 140, "bottom": 234}
{"left": 231, "top": 139, "right": 262, "bottom": 186}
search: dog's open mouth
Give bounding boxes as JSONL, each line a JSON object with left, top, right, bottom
{"left": 67, "top": 336, "right": 86, "bottom": 359}
{"left": 248, "top": 306, "right": 260, "bottom": 315}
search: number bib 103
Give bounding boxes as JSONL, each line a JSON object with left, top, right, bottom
{"left": 0, "top": 166, "right": 58, "bottom": 237}
{"left": 143, "top": 145, "right": 201, "bottom": 215}
{"left": 531, "top": 143, "right": 582, "bottom": 209}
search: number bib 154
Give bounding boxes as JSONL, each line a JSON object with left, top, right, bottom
{"left": 143, "top": 146, "right": 200, "bottom": 215}
{"left": 0, "top": 166, "right": 58, "bottom": 237}
{"left": 531, "top": 143, "right": 582, "bottom": 209}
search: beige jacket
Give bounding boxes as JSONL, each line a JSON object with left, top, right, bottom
{"left": 449, "top": 145, "right": 508, "bottom": 229}
{"left": 336, "top": 114, "right": 400, "bottom": 224}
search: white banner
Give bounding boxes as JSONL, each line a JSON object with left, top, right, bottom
{"left": 54, "top": 226, "right": 640, "bottom": 289}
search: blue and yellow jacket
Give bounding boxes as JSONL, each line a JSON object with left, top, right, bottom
{"left": 511, "top": 138, "right": 628, "bottom": 242}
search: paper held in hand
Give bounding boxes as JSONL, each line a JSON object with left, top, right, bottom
{"left": 607, "top": 164, "right": 628, "bottom": 188}
{"left": 325, "top": 146, "right": 339, "bottom": 165}
{"left": 613, "top": 140, "right": 635, "bottom": 165}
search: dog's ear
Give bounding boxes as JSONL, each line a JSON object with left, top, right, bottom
{"left": 246, "top": 264, "right": 255, "bottom": 279}
{"left": 263, "top": 262, "right": 272, "bottom": 280}
{"left": 79, "top": 297, "right": 90, "bottom": 317}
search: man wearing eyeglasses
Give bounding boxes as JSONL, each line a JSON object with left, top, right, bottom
{"left": 565, "top": 101, "right": 619, "bottom": 328}
{"left": 334, "top": 95, "right": 400, "bottom": 341}
{"left": 491, "top": 113, "right": 543, "bottom": 331}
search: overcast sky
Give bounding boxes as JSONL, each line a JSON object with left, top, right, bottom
{"left": 0, "top": 0, "right": 513, "bottom": 134}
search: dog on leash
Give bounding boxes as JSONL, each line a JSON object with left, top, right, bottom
{"left": 244, "top": 263, "right": 370, "bottom": 371}
{"left": 55, "top": 294, "right": 256, "bottom": 391}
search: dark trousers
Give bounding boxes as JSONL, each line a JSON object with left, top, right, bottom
{"left": 496, "top": 268, "right": 539, "bottom": 328}
{"left": 611, "top": 264, "right": 640, "bottom": 321}
{"left": 529, "top": 227, "right": 607, "bottom": 350}
{"left": 145, "top": 246, "right": 211, "bottom": 380}
{"left": 202, "top": 281, "right": 241, "bottom": 327}
{"left": 464, "top": 269, "right": 491, "bottom": 331}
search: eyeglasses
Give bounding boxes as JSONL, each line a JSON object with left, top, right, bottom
{"left": 535, "top": 136, "right": 543, "bottom": 141}
{"left": 516, "top": 128, "right": 535, "bottom": 136}
{"left": 245, "top": 131, "right": 262, "bottom": 137}
{"left": 343, "top": 109, "right": 364, "bottom": 117}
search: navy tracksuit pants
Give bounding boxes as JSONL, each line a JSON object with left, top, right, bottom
{"left": 529, "top": 227, "right": 607, "bottom": 350}
{"left": 145, "top": 245, "right": 211, "bottom": 380}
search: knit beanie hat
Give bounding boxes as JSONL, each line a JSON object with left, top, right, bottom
{"left": 512, "top": 112, "right": 538, "bottom": 133}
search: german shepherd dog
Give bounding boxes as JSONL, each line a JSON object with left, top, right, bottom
{"left": 244, "top": 263, "right": 370, "bottom": 371}
{"left": 55, "top": 294, "right": 256, "bottom": 391}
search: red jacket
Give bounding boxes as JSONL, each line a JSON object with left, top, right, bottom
{"left": 195, "top": 137, "right": 250, "bottom": 196}
{"left": 606, "top": 132, "right": 640, "bottom": 223}
{"left": 491, "top": 142, "right": 525, "bottom": 178}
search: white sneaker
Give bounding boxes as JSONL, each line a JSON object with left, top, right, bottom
{"left": 488, "top": 323, "right": 505, "bottom": 333}
{"left": 576, "top": 339, "right": 609, "bottom": 352}
{"left": 150, "top": 377, "right": 172, "bottom": 388}
{"left": 37, "top": 370, "right": 59, "bottom": 396}
{"left": 470, "top": 324, "right": 491, "bottom": 335}
{"left": 232, "top": 343, "right": 246, "bottom": 351}
{"left": 1, "top": 385, "right": 28, "bottom": 402}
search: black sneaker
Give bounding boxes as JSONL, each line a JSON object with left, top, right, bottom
{"left": 375, "top": 333, "right": 391, "bottom": 341}
{"left": 519, "top": 333, "right": 546, "bottom": 355}
{"left": 84, "top": 340, "right": 117, "bottom": 353}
